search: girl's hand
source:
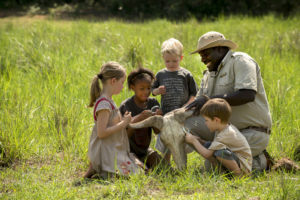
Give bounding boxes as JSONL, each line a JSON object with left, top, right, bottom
{"left": 154, "top": 109, "right": 163, "bottom": 116}
{"left": 185, "top": 133, "right": 197, "bottom": 144}
{"left": 123, "top": 111, "right": 132, "bottom": 125}
{"left": 139, "top": 110, "right": 152, "bottom": 121}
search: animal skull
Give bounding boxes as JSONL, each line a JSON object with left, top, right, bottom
{"left": 127, "top": 108, "right": 194, "bottom": 170}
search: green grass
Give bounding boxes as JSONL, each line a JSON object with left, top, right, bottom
{"left": 0, "top": 15, "right": 300, "bottom": 199}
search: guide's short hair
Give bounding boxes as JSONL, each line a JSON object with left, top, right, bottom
{"left": 161, "top": 38, "right": 183, "bottom": 57}
{"left": 200, "top": 98, "right": 231, "bottom": 124}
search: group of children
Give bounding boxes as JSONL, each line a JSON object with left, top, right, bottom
{"left": 84, "top": 38, "right": 252, "bottom": 179}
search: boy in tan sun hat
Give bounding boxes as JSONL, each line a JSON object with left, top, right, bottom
{"left": 185, "top": 31, "right": 273, "bottom": 173}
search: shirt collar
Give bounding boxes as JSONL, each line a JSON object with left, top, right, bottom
{"left": 218, "top": 50, "right": 233, "bottom": 71}
{"left": 210, "top": 50, "right": 233, "bottom": 77}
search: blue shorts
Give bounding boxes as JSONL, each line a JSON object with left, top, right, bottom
{"left": 204, "top": 141, "right": 240, "bottom": 166}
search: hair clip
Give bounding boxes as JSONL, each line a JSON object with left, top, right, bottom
{"left": 132, "top": 73, "right": 148, "bottom": 82}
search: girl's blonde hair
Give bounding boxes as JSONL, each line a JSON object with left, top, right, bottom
{"left": 88, "top": 61, "right": 126, "bottom": 107}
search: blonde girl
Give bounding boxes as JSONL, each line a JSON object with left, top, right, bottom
{"left": 84, "top": 61, "right": 145, "bottom": 179}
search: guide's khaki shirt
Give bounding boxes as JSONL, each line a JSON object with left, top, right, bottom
{"left": 196, "top": 51, "right": 272, "bottom": 130}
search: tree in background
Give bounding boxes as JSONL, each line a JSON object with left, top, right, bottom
{"left": 1, "top": 0, "right": 299, "bottom": 19}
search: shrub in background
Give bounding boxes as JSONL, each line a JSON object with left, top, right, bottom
{"left": 1, "top": 0, "right": 299, "bottom": 20}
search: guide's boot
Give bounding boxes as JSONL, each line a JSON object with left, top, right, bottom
{"left": 263, "top": 149, "right": 274, "bottom": 171}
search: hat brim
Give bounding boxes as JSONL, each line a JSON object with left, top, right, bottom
{"left": 189, "top": 39, "right": 238, "bottom": 55}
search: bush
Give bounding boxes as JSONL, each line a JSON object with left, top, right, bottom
{"left": 1, "top": 0, "right": 299, "bottom": 20}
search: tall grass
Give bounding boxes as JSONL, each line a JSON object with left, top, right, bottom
{"left": 0, "top": 15, "right": 300, "bottom": 199}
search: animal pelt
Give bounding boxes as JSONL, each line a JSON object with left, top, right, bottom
{"left": 272, "top": 157, "right": 300, "bottom": 173}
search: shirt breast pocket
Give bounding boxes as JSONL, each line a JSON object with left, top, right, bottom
{"left": 218, "top": 77, "right": 234, "bottom": 94}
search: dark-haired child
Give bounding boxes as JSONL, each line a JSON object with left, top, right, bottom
{"left": 120, "top": 68, "right": 168, "bottom": 169}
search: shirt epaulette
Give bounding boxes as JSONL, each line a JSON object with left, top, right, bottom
{"left": 231, "top": 52, "right": 249, "bottom": 58}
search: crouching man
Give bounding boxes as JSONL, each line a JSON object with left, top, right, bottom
{"left": 185, "top": 31, "right": 272, "bottom": 172}
{"left": 185, "top": 98, "right": 252, "bottom": 177}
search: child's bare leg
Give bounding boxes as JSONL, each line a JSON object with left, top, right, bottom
{"left": 216, "top": 157, "right": 242, "bottom": 177}
{"left": 162, "top": 153, "right": 171, "bottom": 164}
{"left": 84, "top": 162, "right": 96, "bottom": 178}
{"left": 146, "top": 152, "right": 169, "bottom": 168}
{"left": 207, "top": 156, "right": 227, "bottom": 173}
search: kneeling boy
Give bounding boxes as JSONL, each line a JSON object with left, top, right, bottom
{"left": 185, "top": 98, "right": 252, "bottom": 177}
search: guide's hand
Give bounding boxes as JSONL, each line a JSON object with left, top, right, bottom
{"left": 138, "top": 110, "right": 152, "bottom": 121}
{"left": 123, "top": 111, "right": 132, "bottom": 125}
{"left": 185, "top": 97, "right": 207, "bottom": 116}
{"left": 185, "top": 133, "right": 197, "bottom": 144}
{"left": 154, "top": 109, "right": 163, "bottom": 116}
{"left": 155, "top": 86, "right": 166, "bottom": 95}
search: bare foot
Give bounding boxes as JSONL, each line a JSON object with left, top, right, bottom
{"left": 84, "top": 162, "right": 96, "bottom": 178}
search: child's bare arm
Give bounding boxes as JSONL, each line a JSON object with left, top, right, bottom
{"left": 152, "top": 86, "right": 166, "bottom": 96}
{"left": 194, "top": 136, "right": 207, "bottom": 146}
{"left": 185, "top": 133, "right": 214, "bottom": 159}
{"left": 97, "top": 110, "right": 131, "bottom": 139}
{"left": 189, "top": 135, "right": 207, "bottom": 145}
{"left": 182, "top": 95, "right": 196, "bottom": 108}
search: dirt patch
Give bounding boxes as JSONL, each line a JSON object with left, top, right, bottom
{"left": 272, "top": 157, "right": 300, "bottom": 173}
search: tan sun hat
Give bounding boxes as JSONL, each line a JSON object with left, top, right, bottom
{"left": 189, "top": 31, "right": 238, "bottom": 55}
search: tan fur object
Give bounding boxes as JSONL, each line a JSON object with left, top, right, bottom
{"left": 128, "top": 108, "right": 194, "bottom": 170}
{"left": 272, "top": 157, "right": 300, "bottom": 173}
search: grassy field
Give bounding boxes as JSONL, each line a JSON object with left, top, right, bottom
{"left": 0, "top": 15, "right": 300, "bottom": 199}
